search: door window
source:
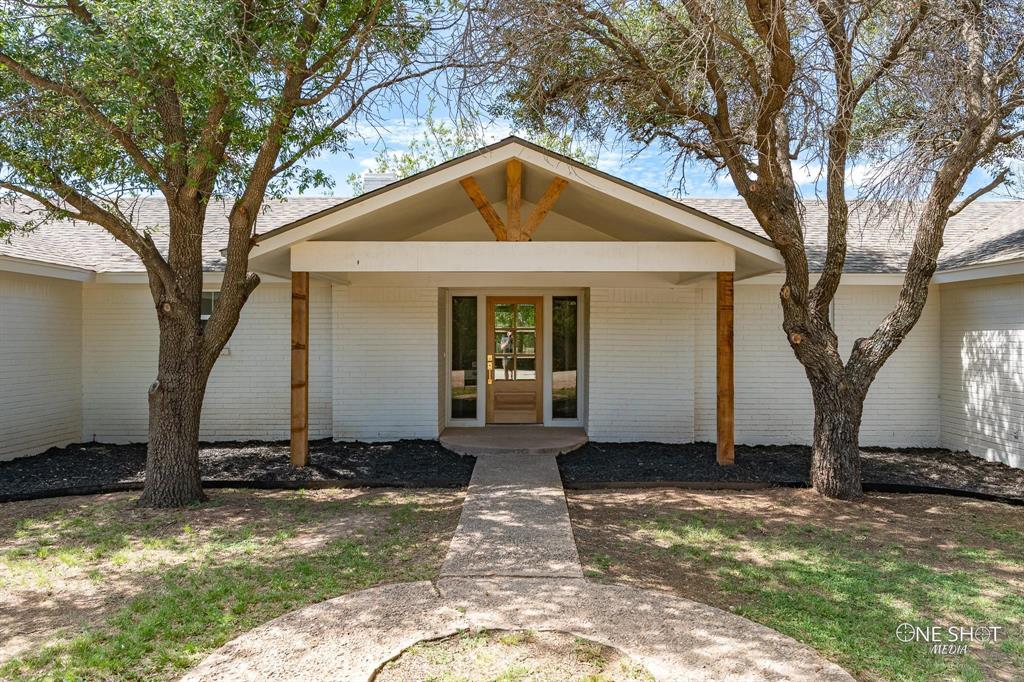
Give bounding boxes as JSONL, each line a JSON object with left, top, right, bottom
{"left": 493, "top": 302, "right": 537, "bottom": 381}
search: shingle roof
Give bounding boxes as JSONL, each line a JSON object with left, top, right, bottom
{"left": 0, "top": 197, "right": 345, "bottom": 272}
{"left": 1, "top": 194, "right": 1021, "bottom": 275}
{"left": 683, "top": 198, "right": 1024, "bottom": 273}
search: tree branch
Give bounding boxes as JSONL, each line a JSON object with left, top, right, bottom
{"left": 0, "top": 53, "right": 170, "bottom": 193}
{"left": 948, "top": 168, "right": 1008, "bottom": 217}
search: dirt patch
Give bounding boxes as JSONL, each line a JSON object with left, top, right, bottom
{"left": 0, "top": 488, "right": 463, "bottom": 672}
{"left": 375, "top": 629, "right": 653, "bottom": 681}
{"left": 0, "top": 439, "right": 475, "bottom": 501}
{"left": 568, "top": 487, "right": 1024, "bottom": 681}
{"left": 559, "top": 442, "right": 1024, "bottom": 501}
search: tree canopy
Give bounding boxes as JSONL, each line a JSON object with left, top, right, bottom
{"left": 474, "top": 0, "right": 1024, "bottom": 498}
{"left": 0, "top": 0, "right": 469, "bottom": 506}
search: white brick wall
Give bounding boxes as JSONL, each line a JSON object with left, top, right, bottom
{"left": 0, "top": 271, "right": 82, "bottom": 460}
{"left": 204, "top": 282, "right": 333, "bottom": 440}
{"left": 940, "top": 276, "right": 1024, "bottom": 468}
{"left": 587, "top": 287, "right": 695, "bottom": 442}
{"left": 332, "top": 287, "right": 439, "bottom": 440}
{"left": 81, "top": 282, "right": 333, "bottom": 443}
{"left": 837, "top": 285, "right": 941, "bottom": 446}
{"left": 692, "top": 283, "right": 940, "bottom": 446}
{"left": 693, "top": 283, "right": 813, "bottom": 443}
{"left": 2, "top": 274, "right": 973, "bottom": 456}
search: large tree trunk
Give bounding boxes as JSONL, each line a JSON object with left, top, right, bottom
{"left": 137, "top": 203, "right": 212, "bottom": 508}
{"left": 809, "top": 379, "right": 865, "bottom": 500}
{"left": 137, "top": 321, "right": 209, "bottom": 507}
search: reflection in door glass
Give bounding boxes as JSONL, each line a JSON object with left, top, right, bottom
{"left": 493, "top": 303, "right": 536, "bottom": 381}
{"left": 494, "top": 303, "right": 514, "bottom": 328}
{"left": 552, "top": 296, "right": 578, "bottom": 418}
{"left": 451, "top": 297, "right": 477, "bottom": 419}
{"left": 516, "top": 304, "right": 536, "bottom": 327}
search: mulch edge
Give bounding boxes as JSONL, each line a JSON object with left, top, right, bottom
{"left": 563, "top": 479, "right": 1024, "bottom": 506}
{"left": 5, "top": 477, "right": 1022, "bottom": 506}
{"left": 0, "top": 478, "right": 466, "bottom": 504}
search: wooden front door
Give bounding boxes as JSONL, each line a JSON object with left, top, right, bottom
{"left": 486, "top": 297, "right": 542, "bottom": 423}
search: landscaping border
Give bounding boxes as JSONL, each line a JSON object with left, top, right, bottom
{"left": 4, "top": 476, "right": 1022, "bottom": 506}
{"left": 562, "top": 479, "right": 1024, "bottom": 506}
{"left": 0, "top": 478, "right": 466, "bottom": 505}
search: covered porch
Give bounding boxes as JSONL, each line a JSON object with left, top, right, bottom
{"left": 243, "top": 138, "right": 783, "bottom": 468}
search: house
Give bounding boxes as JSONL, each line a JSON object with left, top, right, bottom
{"left": 1, "top": 137, "right": 1022, "bottom": 468}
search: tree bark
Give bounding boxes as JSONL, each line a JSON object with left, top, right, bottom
{"left": 809, "top": 378, "right": 865, "bottom": 500}
{"left": 136, "top": 205, "right": 212, "bottom": 508}
{"left": 137, "top": 319, "right": 209, "bottom": 507}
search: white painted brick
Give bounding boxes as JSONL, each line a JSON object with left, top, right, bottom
{"left": 0, "top": 271, "right": 82, "bottom": 460}
{"left": 837, "top": 286, "right": 940, "bottom": 447}
{"left": 8, "top": 271, "right": 1008, "bottom": 462}
{"left": 940, "top": 276, "right": 1024, "bottom": 468}
{"left": 587, "top": 287, "right": 695, "bottom": 442}
{"left": 693, "top": 283, "right": 940, "bottom": 447}
{"left": 81, "top": 282, "right": 333, "bottom": 443}
{"left": 332, "top": 287, "right": 439, "bottom": 440}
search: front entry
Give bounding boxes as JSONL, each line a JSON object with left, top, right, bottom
{"left": 486, "top": 297, "right": 542, "bottom": 423}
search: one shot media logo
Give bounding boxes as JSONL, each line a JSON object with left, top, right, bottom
{"left": 896, "top": 623, "right": 1005, "bottom": 655}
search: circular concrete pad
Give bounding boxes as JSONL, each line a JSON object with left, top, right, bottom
{"left": 182, "top": 577, "right": 854, "bottom": 682}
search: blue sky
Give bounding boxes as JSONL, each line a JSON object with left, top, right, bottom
{"left": 303, "top": 117, "right": 716, "bottom": 199}
{"left": 301, "top": 115, "right": 1016, "bottom": 202}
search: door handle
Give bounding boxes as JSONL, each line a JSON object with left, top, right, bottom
{"left": 486, "top": 354, "right": 493, "bottom": 384}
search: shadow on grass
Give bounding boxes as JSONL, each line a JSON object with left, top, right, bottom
{"left": 0, "top": 489, "right": 462, "bottom": 681}
{"left": 570, "top": 490, "right": 1024, "bottom": 682}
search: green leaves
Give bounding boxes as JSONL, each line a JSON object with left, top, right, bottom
{"left": 0, "top": 0, "right": 460, "bottom": 217}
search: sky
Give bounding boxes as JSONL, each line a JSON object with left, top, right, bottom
{"left": 302, "top": 116, "right": 747, "bottom": 199}
{"left": 300, "top": 112, "right": 1017, "bottom": 203}
{"left": 302, "top": 117, "right": 714, "bottom": 199}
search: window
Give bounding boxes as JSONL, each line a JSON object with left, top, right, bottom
{"left": 552, "top": 296, "right": 578, "bottom": 419}
{"left": 200, "top": 291, "right": 220, "bottom": 329}
{"left": 492, "top": 302, "right": 537, "bottom": 381}
{"left": 450, "top": 296, "right": 477, "bottom": 419}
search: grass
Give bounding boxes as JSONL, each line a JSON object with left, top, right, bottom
{"left": 570, "top": 489, "right": 1024, "bottom": 682}
{"left": 0, "top": 488, "right": 462, "bottom": 681}
{"left": 375, "top": 629, "right": 653, "bottom": 682}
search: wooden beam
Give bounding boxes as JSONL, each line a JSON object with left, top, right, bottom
{"left": 459, "top": 176, "right": 507, "bottom": 241}
{"left": 521, "top": 176, "right": 568, "bottom": 240}
{"left": 506, "top": 159, "right": 522, "bottom": 241}
{"left": 290, "top": 271, "right": 309, "bottom": 467}
{"left": 716, "top": 271, "right": 735, "bottom": 465}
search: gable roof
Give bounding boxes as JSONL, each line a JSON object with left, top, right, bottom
{"left": 252, "top": 136, "right": 775, "bottom": 251}
{"left": 1, "top": 136, "right": 1022, "bottom": 279}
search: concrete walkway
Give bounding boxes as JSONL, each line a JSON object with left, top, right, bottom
{"left": 183, "top": 578, "right": 853, "bottom": 682}
{"left": 181, "top": 452, "right": 855, "bottom": 682}
{"left": 440, "top": 454, "right": 582, "bottom": 578}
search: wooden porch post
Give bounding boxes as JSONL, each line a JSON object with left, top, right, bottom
{"left": 716, "top": 271, "right": 735, "bottom": 465}
{"left": 291, "top": 271, "right": 310, "bottom": 467}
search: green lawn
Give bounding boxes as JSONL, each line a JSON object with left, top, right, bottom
{"left": 0, "top": 488, "right": 463, "bottom": 681}
{"left": 569, "top": 488, "right": 1024, "bottom": 682}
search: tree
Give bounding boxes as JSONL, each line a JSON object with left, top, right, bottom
{"left": 0, "top": 0, "right": 467, "bottom": 507}
{"left": 476, "top": 0, "right": 1024, "bottom": 499}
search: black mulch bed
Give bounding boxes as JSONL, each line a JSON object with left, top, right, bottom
{"left": 559, "top": 442, "right": 1024, "bottom": 504}
{"left": 0, "top": 439, "right": 476, "bottom": 502}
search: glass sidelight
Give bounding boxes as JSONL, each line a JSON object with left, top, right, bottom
{"left": 492, "top": 302, "right": 537, "bottom": 381}
{"left": 552, "top": 296, "right": 578, "bottom": 418}
{"left": 450, "top": 296, "right": 477, "bottom": 419}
